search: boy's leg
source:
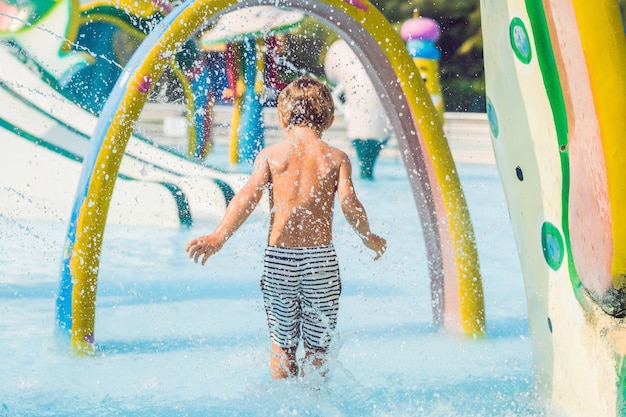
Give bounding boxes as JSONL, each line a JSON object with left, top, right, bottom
{"left": 302, "top": 344, "right": 327, "bottom": 375}
{"left": 270, "top": 341, "right": 298, "bottom": 379}
{"left": 300, "top": 245, "right": 340, "bottom": 377}
{"left": 261, "top": 247, "right": 303, "bottom": 379}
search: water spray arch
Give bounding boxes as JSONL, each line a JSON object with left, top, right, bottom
{"left": 58, "top": 0, "right": 486, "bottom": 352}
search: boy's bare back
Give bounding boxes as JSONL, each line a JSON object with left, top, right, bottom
{"left": 186, "top": 77, "right": 385, "bottom": 265}
{"left": 259, "top": 126, "right": 349, "bottom": 247}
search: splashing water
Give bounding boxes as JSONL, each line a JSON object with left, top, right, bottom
{"left": 0, "top": 149, "right": 544, "bottom": 415}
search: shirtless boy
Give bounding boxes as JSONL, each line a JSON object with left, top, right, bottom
{"left": 186, "top": 77, "right": 386, "bottom": 379}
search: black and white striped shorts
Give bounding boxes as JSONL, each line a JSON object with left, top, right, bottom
{"left": 260, "top": 245, "right": 341, "bottom": 350}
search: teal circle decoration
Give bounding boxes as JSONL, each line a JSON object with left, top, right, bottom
{"left": 541, "top": 222, "right": 565, "bottom": 271}
{"left": 509, "top": 17, "right": 532, "bottom": 64}
{"left": 486, "top": 97, "right": 499, "bottom": 138}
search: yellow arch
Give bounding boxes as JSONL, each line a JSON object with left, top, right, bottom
{"left": 68, "top": 0, "right": 484, "bottom": 352}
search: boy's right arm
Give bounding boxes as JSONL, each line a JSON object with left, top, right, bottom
{"left": 186, "top": 151, "right": 271, "bottom": 265}
{"left": 337, "top": 154, "right": 386, "bottom": 260}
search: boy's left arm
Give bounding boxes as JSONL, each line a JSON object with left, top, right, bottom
{"left": 186, "top": 152, "right": 270, "bottom": 265}
{"left": 337, "top": 154, "right": 386, "bottom": 260}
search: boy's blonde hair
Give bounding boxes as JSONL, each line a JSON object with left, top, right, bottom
{"left": 277, "top": 77, "right": 334, "bottom": 133}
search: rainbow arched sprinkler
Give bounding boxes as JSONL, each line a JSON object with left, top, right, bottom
{"left": 57, "top": 0, "right": 485, "bottom": 353}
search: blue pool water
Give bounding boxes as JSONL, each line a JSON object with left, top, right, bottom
{"left": 0, "top": 155, "right": 544, "bottom": 416}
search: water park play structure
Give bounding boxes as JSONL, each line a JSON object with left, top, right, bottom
{"left": 324, "top": 38, "right": 391, "bottom": 180}
{"left": 56, "top": 0, "right": 485, "bottom": 353}
{"left": 481, "top": 0, "right": 626, "bottom": 415}
{"left": 1, "top": 0, "right": 484, "bottom": 344}
{"left": 1, "top": 0, "right": 488, "bottom": 353}
{"left": 1, "top": 0, "right": 625, "bottom": 415}
{"left": 0, "top": 0, "right": 216, "bottom": 159}
{"left": 400, "top": 11, "right": 444, "bottom": 123}
{"left": 0, "top": 44, "right": 241, "bottom": 227}
{"left": 323, "top": 15, "right": 444, "bottom": 181}
{"left": 198, "top": 6, "right": 305, "bottom": 164}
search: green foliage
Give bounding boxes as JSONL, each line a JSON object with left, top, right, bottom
{"left": 283, "top": 0, "right": 486, "bottom": 112}
{"left": 369, "top": 0, "right": 625, "bottom": 112}
{"left": 367, "top": 0, "right": 418, "bottom": 24}
{"left": 371, "top": 0, "right": 485, "bottom": 112}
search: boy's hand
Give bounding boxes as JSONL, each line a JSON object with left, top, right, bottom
{"left": 364, "top": 233, "right": 387, "bottom": 260}
{"left": 186, "top": 235, "right": 224, "bottom": 265}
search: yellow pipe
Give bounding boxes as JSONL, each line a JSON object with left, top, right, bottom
{"left": 70, "top": 70, "right": 152, "bottom": 352}
{"left": 340, "top": 0, "right": 483, "bottom": 334}
{"left": 229, "top": 78, "right": 245, "bottom": 164}
{"left": 254, "top": 37, "right": 265, "bottom": 95}
{"left": 170, "top": 60, "right": 200, "bottom": 159}
{"left": 69, "top": 0, "right": 242, "bottom": 349}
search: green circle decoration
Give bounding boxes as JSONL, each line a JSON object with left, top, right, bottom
{"left": 509, "top": 17, "right": 532, "bottom": 64}
{"left": 541, "top": 222, "right": 565, "bottom": 271}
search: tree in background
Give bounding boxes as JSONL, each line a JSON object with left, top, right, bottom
{"left": 284, "top": 0, "right": 624, "bottom": 113}
{"left": 284, "top": 2, "right": 483, "bottom": 112}
{"left": 370, "top": 0, "right": 484, "bottom": 112}
{"left": 377, "top": 0, "right": 625, "bottom": 112}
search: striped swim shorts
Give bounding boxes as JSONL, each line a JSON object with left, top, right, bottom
{"left": 260, "top": 245, "right": 341, "bottom": 350}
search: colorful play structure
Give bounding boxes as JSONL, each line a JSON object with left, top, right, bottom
{"left": 0, "top": 0, "right": 219, "bottom": 159}
{"left": 0, "top": 0, "right": 299, "bottom": 163}
{"left": 55, "top": 0, "right": 485, "bottom": 357}
{"left": 481, "top": 0, "right": 626, "bottom": 416}
{"left": 198, "top": 6, "right": 305, "bottom": 165}
{"left": 400, "top": 11, "right": 445, "bottom": 122}
{"left": 324, "top": 38, "right": 391, "bottom": 180}
{"left": 3, "top": 0, "right": 625, "bottom": 414}
{"left": 323, "top": 13, "right": 444, "bottom": 180}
